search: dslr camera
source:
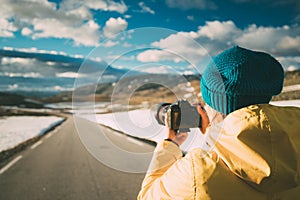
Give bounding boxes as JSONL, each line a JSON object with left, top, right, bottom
{"left": 155, "top": 99, "right": 202, "bottom": 133}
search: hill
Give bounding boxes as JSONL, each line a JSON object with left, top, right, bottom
{"left": 43, "top": 69, "right": 300, "bottom": 104}
{"left": 0, "top": 48, "right": 135, "bottom": 97}
{"left": 0, "top": 92, "right": 44, "bottom": 109}
{"left": 3, "top": 70, "right": 300, "bottom": 108}
{"left": 43, "top": 74, "right": 201, "bottom": 105}
{"left": 272, "top": 70, "right": 300, "bottom": 101}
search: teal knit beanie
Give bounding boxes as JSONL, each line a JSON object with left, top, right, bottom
{"left": 201, "top": 46, "right": 284, "bottom": 114}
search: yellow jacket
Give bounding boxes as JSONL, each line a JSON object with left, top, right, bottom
{"left": 138, "top": 104, "right": 300, "bottom": 200}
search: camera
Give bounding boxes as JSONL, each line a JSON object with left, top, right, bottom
{"left": 155, "top": 99, "right": 202, "bottom": 132}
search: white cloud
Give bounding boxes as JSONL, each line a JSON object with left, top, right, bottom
{"left": 0, "top": 72, "right": 42, "bottom": 78}
{"left": 54, "top": 85, "right": 63, "bottom": 91}
{"left": 101, "top": 40, "right": 120, "bottom": 47}
{"left": 122, "top": 42, "right": 132, "bottom": 47}
{"left": 73, "top": 54, "right": 84, "bottom": 59}
{"left": 90, "top": 57, "right": 103, "bottom": 62}
{"left": 0, "top": 0, "right": 57, "bottom": 20}
{"left": 6, "top": 46, "right": 38, "bottom": 53}
{"left": 138, "top": 2, "right": 155, "bottom": 14}
{"left": 137, "top": 49, "right": 185, "bottom": 63}
{"left": 165, "top": 0, "right": 217, "bottom": 10}
{"left": 276, "top": 36, "right": 300, "bottom": 52}
{"left": 235, "top": 25, "right": 300, "bottom": 56}
{"left": 197, "top": 21, "right": 240, "bottom": 40}
{"left": 138, "top": 65, "right": 171, "bottom": 74}
{"left": 136, "top": 20, "right": 300, "bottom": 71}
{"left": 1, "top": 57, "right": 34, "bottom": 65}
{"left": 137, "top": 32, "right": 208, "bottom": 64}
{"left": 0, "top": 0, "right": 100, "bottom": 46}
{"left": 0, "top": 18, "right": 17, "bottom": 37}
{"left": 106, "top": 54, "right": 135, "bottom": 62}
{"left": 46, "top": 61, "right": 56, "bottom": 66}
{"left": 103, "top": 17, "right": 128, "bottom": 38}
{"left": 21, "top": 27, "right": 32, "bottom": 36}
{"left": 277, "top": 56, "right": 300, "bottom": 71}
{"left": 0, "top": 0, "right": 129, "bottom": 46}
{"left": 3, "top": 46, "right": 14, "bottom": 51}
{"left": 122, "top": 55, "right": 135, "bottom": 61}
{"left": 32, "top": 18, "right": 100, "bottom": 46}
{"left": 65, "top": 5, "right": 92, "bottom": 19}
{"left": 3, "top": 47, "right": 77, "bottom": 59}
{"left": 84, "top": 0, "right": 128, "bottom": 13}
{"left": 8, "top": 84, "right": 18, "bottom": 90}
{"left": 0, "top": 57, "right": 54, "bottom": 77}
{"left": 115, "top": 65, "right": 124, "bottom": 69}
{"left": 183, "top": 70, "right": 195, "bottom": 75}
{"left": 0, "top": 54, "right": 82, "bottom": 79}
{"left": 56, "top": 72, "right": 83, "bottom": 78}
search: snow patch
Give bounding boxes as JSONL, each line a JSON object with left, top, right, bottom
{"left": 0, "top": 116, "right": 64, "bottom": 152}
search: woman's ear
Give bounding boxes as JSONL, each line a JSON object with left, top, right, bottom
{"left": 204, "top": 104, "right": 225, "bottom": 124}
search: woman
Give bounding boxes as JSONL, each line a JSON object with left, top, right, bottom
{"left": 138, "top": 46, "right": 300, "bottom": 200}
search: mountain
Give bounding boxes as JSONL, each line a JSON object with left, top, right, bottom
{"left": 43, "top": 70, "right": 300, "bottom": 105}
{"left": 272, "top": 69, "right": 300, "bottom": 101}
{"left": 43, "top": 74, "right": 201, "bottom": 105}
{"left": 0, "top": 49, "right": 135, "bottom": 97}
{"left": 0, "top": 49, "right": 84, "bottom": 66}
{"left": 0, "top": 92, "right": 44, "bottom": 109}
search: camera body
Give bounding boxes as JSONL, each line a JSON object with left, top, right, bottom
{"left": 155, "top": 99, "right": 202, "bottom": 132}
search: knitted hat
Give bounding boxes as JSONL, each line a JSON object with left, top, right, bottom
{"left": 201, "top": 46, "right": 284, "bottom": 114}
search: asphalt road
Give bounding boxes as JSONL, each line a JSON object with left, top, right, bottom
{"left": 0, "top": 116, "right": 155, "bottom": 200}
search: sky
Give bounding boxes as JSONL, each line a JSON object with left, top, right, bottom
{"left": 0, "top": 0, "right": 300, "bottom": 94}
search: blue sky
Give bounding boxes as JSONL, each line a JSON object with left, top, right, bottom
{"left": 0, "top": 0, "right": 300, "bottom": 93}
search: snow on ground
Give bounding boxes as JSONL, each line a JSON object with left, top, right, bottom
{"left": 281, "top": 84, "right": 300, "bottom": 93}
{"left": 270, "top": 99, "right": 300, "bottom": 107}
{"left": 82, "top": 109, "right": 169, "bottom": 140}
{"left": 78, "top": 99, "right": 300, "bottom": 151}
{"left": 0, "top": 116, "right": 64, "bottom": 152}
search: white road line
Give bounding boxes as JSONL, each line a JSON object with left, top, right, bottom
{"left": 0, "top": 155, "right": 22, "bottom": 175}
{"left": 45, "top": 132, "right": 53, "bottom": 139}
{"left": 30, "top": 140, "right": 43, "bottom": 149}
{"left": 125, "top": 137, "right": 144, "bottom": 146}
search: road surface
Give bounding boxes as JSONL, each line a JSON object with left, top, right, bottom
{"left": 0, "top": 116, "right": 155, "bottom": 200}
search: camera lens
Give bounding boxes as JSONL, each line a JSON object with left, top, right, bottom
{"left": 155, "top": 103, "right": 171, "bottom": 125}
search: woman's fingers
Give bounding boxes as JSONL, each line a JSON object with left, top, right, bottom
{"left": 165, "top": 113, "right": 176, "bottom": 140}
{"left": 196, "top": 104, "right": 210, "bottom": 134}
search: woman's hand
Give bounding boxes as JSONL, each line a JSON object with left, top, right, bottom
{"left": 165, "top": 116, "right": 188, "bottom": 146}
{"left": 196, "top": 104, "right": 210, "bottom": 134}
{"left": 167, "top": 129, "right": 188, "bottom": 146}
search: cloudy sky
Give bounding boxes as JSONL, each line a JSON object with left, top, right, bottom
{"left": 1, "top": 0, "right": 300, "bottom": 93}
